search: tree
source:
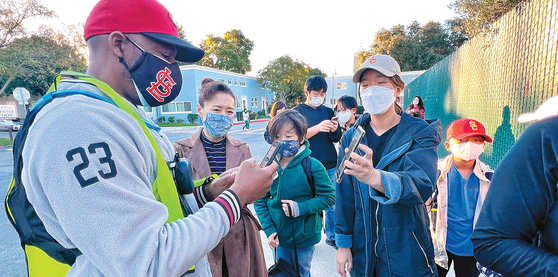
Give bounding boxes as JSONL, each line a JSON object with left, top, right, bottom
{"left": 0, "top": 0, "right": 56, "bottom": 47}
{"left": 0, "top": 28, "right": 87, "bottom": 96}
{"left": 257, "top": 55, "right": 326, "bottom": 106}
{"left": 451, "top": 0, "right": 526, "bottom": 37}
{"left": 198, "top": 29, "right": 254, "bottom": 74}
{"left": 356, "top": 21, "right": 456, "bottom": 71}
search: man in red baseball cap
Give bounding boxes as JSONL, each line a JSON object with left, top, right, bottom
{"left": 428, "top": 118, "right": 494, "bottom": 277}
{"left": 5, "top": 0, "right": 278, "bottom": 276}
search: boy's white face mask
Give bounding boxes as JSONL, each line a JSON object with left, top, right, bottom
{"left": 449, "top": 141, "right": 485, "bottom": 161}
{"left": 309, "top": 96, "right": 324, "bottom": 107}
{"left": 338, "top": 110, "right": 352, "bottom": 125}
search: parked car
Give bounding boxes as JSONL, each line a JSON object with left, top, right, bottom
{"left": 0, "top": 119, "right": 22, "bottom": 131}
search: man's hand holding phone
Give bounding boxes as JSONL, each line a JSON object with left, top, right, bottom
{"left": 229, "top": 158, "right": 279, "bottom": 207}
{"left": 206, "top": 167, "right": 239, "bottom": 199}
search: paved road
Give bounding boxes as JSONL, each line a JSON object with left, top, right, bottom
{"left": 0, "top": 122, "right": 455, "bottom": 276}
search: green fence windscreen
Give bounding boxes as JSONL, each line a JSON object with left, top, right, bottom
{"left": 404, "top": 0, "right": 558, "bottom": 169}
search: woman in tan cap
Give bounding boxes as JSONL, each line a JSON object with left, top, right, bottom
{"left": 335, "top": 55, "right": 441, "bottom": 277}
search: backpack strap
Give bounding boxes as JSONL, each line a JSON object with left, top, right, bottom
{"left": 301, "top": 156, "right": 323, "bottom": 219}
{"left": 301, "top": 156, "right": 315, "bottom": 196}
{"left": 485, "top": 171, "right": 494, "bottom": 181}
{"left": 6, "top": 89, "right": 115, "bottom": 267}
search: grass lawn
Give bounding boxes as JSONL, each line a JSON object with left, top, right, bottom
{"left": 157, "top": 123, "right": 201, "bottom": 127}
{"left": 0, "top": 138, "right": 13, "bottom": 146}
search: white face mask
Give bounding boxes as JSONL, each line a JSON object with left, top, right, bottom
{"left": 449, "top": 141, "right": 485, "bottom": 161}
{"left": 361, "top": 86, "right": 396, "bottom": 115}
{"left": 413, "top": 100, "right": 419, "bottom": 105}
{"left": 309, "top": 96, "right": 324, "bottom": 107}
{"left": 338, "top": 110, "right": 352, "bottom": 125}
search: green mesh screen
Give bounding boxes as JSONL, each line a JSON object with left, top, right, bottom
{"left": 404, "top": 0, "right": 558, "bottom": 169}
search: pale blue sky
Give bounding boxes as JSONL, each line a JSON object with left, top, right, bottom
{"left": 27, "top": 0, "right": 457, "bottom": 77}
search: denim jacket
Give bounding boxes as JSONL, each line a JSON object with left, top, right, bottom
{"left": 335, "top": 112, "right": 442, "bottom": 276}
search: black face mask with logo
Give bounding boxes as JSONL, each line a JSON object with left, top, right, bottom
{"left": 120, "top": 36, "right": 183, "bottom": 107}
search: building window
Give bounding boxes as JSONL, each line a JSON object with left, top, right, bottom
{"left": 217, "top": 78, "right": 225, "bottom": 83}
{"left": 240, "top": 81, "right": 246, "bottom": 87}
{"left": 143, "top": 106, "right": 153, "bottom": 113}
{"left": 251, "top": 97, "right": 258, "bottom": 107}
{"left": 336, "top": 82, "right": 347, "bottom": 90}
{"left": 236, "top": 98, "right": 242, "bottom": 109}
{"left": 162, "top": 101, "right": 192, "bottom": 113}
{"left": 234, "top": 81, "right": 238, "bottom": 86}
{"left": 228, "top": 80, "right": 232, "bottom": 85}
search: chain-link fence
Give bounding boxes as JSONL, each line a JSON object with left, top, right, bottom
{"left": 404, "top": 0, "right": 558, "bottom": 168}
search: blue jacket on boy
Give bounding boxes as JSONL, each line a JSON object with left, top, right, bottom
{"left": 335, "top": 112, "right": 442, "bottom": 276}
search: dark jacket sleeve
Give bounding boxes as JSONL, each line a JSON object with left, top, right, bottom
{"left": 369, "top": 142, "right": 439, "bottom": 205}
{"left": 472, "top": 118, "right": 558, "bottom": 276}
{"left": 335, "top": 128, "right": 356, "bottom": 248}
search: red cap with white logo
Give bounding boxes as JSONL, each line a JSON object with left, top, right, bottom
{"left": 84, "top": 0, "right": 204, "bottom": 62}
{"left": 446, "top": 118, "right": 493, "bottom": 142}
{"left": 353, "top": 55, "right": 402, "bottom": 83}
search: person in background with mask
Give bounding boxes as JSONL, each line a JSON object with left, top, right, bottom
{"left": 472, "top": 96, "right": 558, "bottom": 276}
{"left": 428, "top": 118, "right": 493, "bottom": 277}
{"left": 294, "top": 76, "right": 342, "bottom": 249}
{"left": 335, "top": 55, "right": 441, "bottom": 277}
{"left": 243, "top": 108, "right": 250, "bottom": 130}
{"left": 264, "top": 100, "right": 287, "bottom": 144}
{"left": 335, "top": 95, "right": 358, "bottom": 133}
{"left": 406, "top": 95, "right": 426, "bottom": 119}
{"left": 173, "top": 77, "right": 267, "bottom": 277}
{"left": 4, "top": 0, "right": 278, "bottom": 275}
{"left": 255, "top": 110, "right": 335, "bottom": 277}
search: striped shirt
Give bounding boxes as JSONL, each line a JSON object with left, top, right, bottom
{"left": 201, "top": 131, "right": 227, "bottom": 174}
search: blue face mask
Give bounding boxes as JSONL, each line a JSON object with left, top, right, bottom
{"left": 279, "top": 140, "right": 301, "bottom": 157}
{"left": 203, "top": 112, "right": 234, "bottom": 138}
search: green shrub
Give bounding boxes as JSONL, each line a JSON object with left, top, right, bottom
{"left": 157, "top": 116, "right": 166, "bottom": 123}
{"left": 177, "top": 118, "right": 184, "bottom": 124}
{"left": 168, "top": 116, "right": 175, "bottom": 123}
{"left": 249, "top": 112, "right": 257, "bottom": 120}
{"left": 257, "top": 110, "right": 266, "bottom": 118}
{"left": 187, "top": 114, "right": 199, "bottom": 124}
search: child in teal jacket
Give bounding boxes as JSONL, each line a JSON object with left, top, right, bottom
{"left": 255, "top": 110, "right": 335, "bottom": 277}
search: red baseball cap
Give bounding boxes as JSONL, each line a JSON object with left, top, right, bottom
{"left": 446, "top": 118, "right": 493, "bottom": 142}
{"left": 84, "top": 0, "right": 204, "bottom": 62}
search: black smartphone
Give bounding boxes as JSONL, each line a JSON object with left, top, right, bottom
{"left": 260, "top": 140, "right": 284, "bottom": 168}
{"left": 336, "top": 126, "right": 366, "bottom": 183}
{"left": 331, "top": 116, "right": 339, "bottom": 123}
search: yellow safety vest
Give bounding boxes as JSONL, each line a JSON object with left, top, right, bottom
{"left": 8, "top": 71, "right": 186, "bottom": 276}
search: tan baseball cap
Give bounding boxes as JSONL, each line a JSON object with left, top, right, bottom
{"left": 353, "top": 55, "right": 402, "bottom": 83}
{"left": 518, "top": 95, "right": 558, "bottom": 123}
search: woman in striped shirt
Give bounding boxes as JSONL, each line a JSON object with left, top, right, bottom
{"left": 174, "top": 77, "right": 267, "bottom": 277}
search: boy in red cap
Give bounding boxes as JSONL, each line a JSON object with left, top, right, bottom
{"left": 429, "top": 118, "right": 493, "bottom": 277}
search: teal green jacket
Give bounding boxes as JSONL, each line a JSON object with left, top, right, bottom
{"left": 254, "top": 140, "right": 335, "bottom": 249}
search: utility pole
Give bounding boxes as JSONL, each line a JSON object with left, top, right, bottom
{"left": 332, "top": 69, "right": 336, "bottom": 107}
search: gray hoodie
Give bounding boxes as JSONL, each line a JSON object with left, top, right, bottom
{"left": 22, "top": 78, "right": 238, "bottom": 276}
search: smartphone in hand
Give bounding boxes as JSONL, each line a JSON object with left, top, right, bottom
{"left": 260, "top": 140, "right": 284, "bottom": 168}
{"left": 336, "top": 126, "right": 366, "bottom": 183}
{"left": 331, "top": 116, "right": 339, "bottom": 123}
